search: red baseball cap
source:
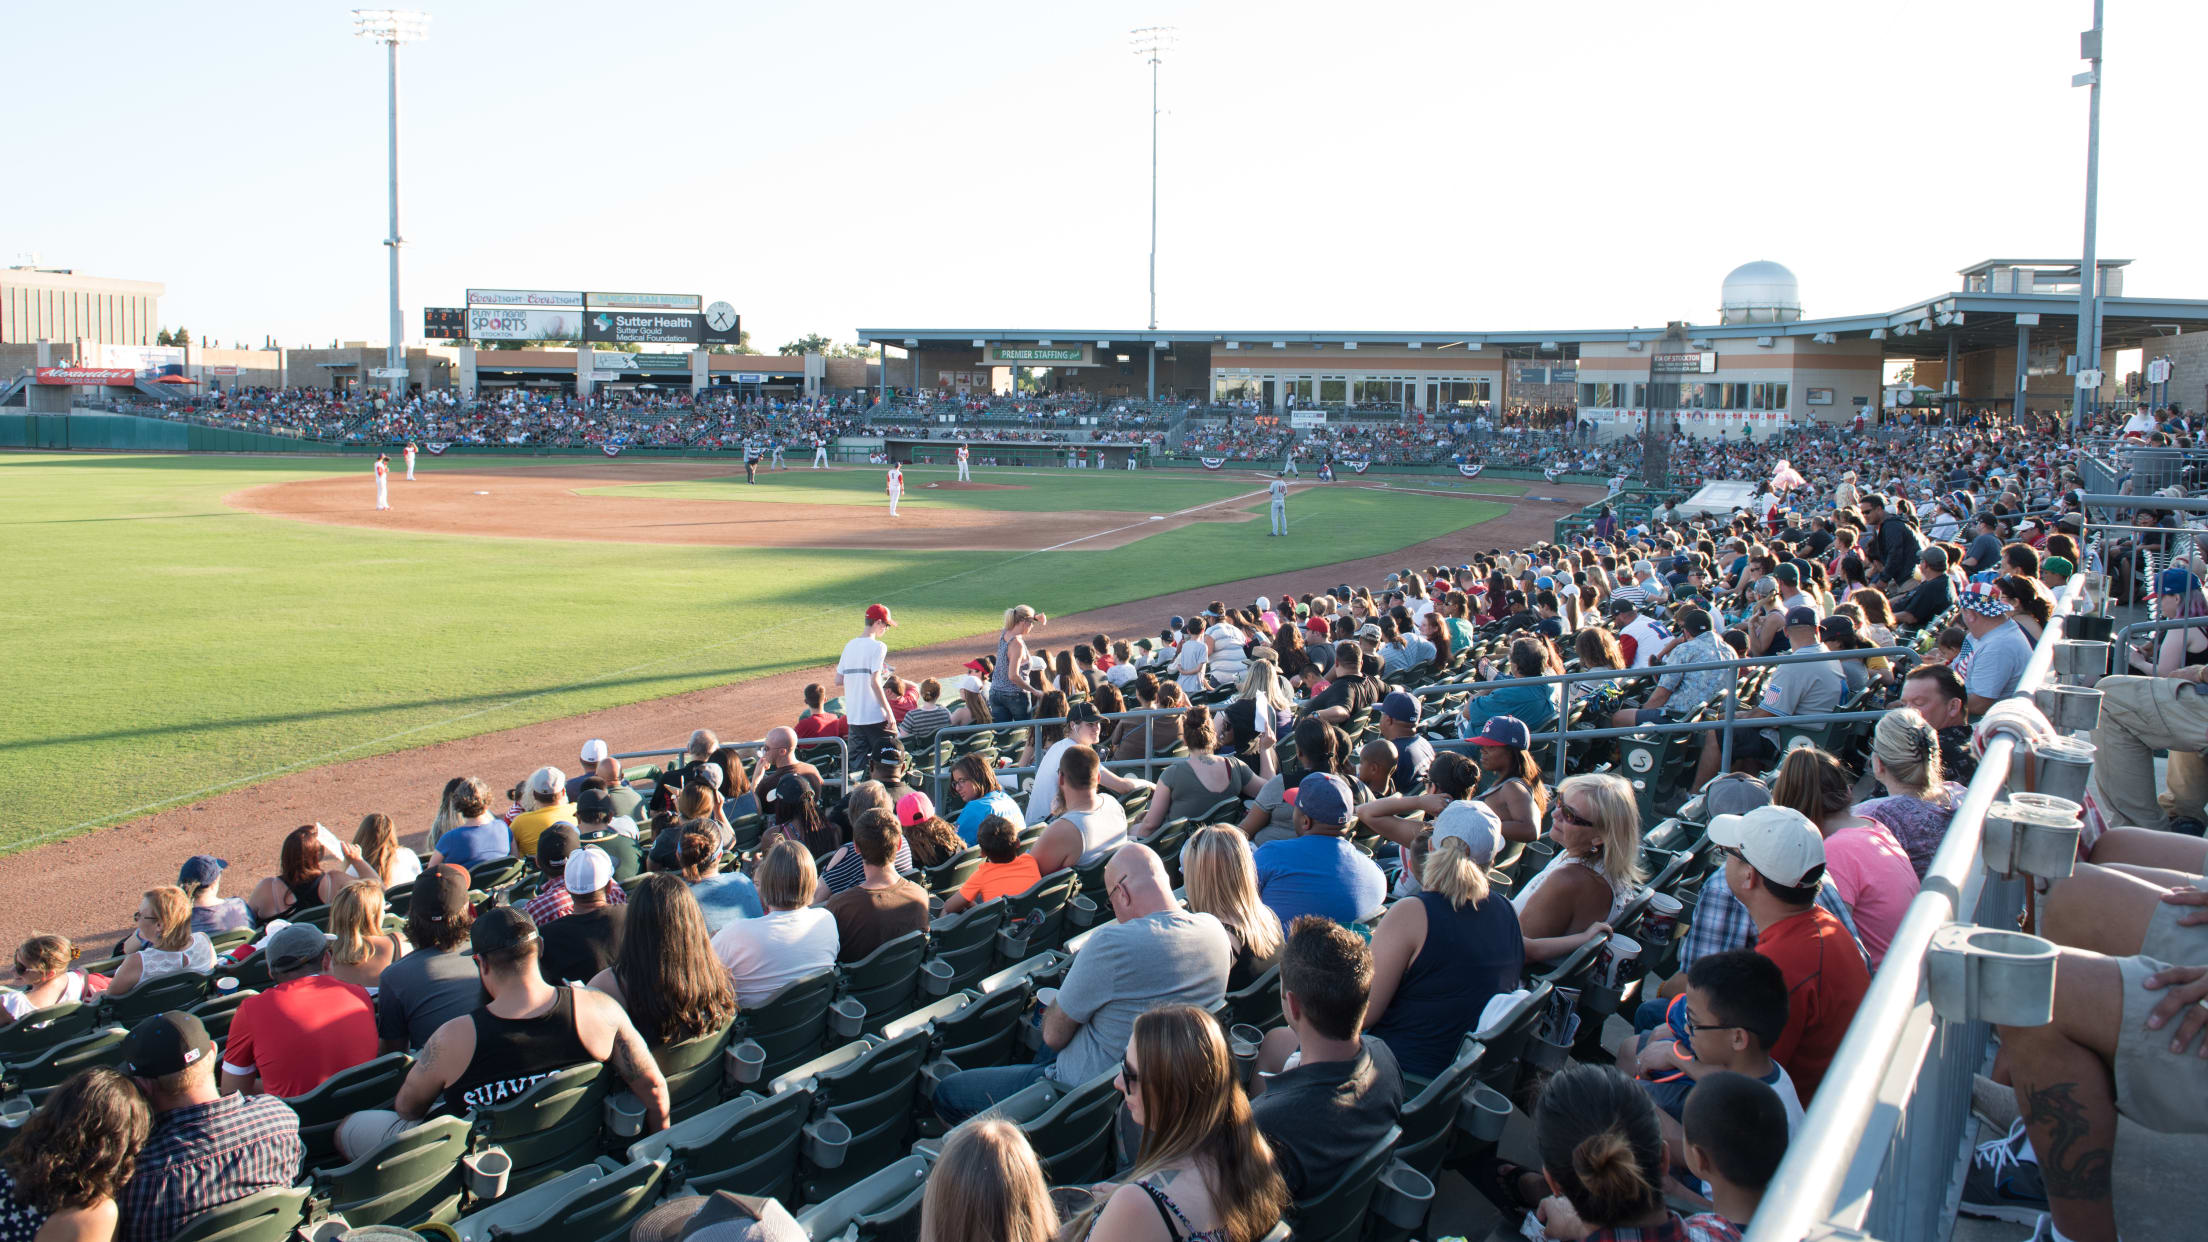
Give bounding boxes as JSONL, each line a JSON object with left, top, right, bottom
{"left": 865, "top": 604, "right": 897, "bottom": 627}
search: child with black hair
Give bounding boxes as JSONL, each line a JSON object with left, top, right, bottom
{"left": 1623, "top": 949, "right": 1805, "bottom": 1162}
{"left": 1678, "top": 1070, "right": 1790, "bottom": 1239}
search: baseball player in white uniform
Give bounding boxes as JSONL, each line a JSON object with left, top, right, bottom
{"left": 956, "top": 443, "right": 971, "bottom": 482}
{"left": 771, "top": 439, "right": 786, "bottom": 470}
{"left": 812, "top": 435, "right": 828, "bottom": 468}
{"left": 403, "top": 442, "right": 417, "bottom": 480}
{"left": 374, "top": 454, "right": 391, "bottom": 510}
{"left": 1282, "top": 446, "right": 1299, "bottom": 478}
{"left": 887, "top": 463, "right": 904, "bottom": 516}
{"left": 1268, "top": 474, "right": 1288, "bottom": 536}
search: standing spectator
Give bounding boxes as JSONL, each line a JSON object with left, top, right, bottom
{"left": 521, "top": 824, "right": 628, "bottom": 928}
{"left": 1182, "top": 825, "right": 1285, "bottom": 990}
{"left": 427, "top": 778, "right": 509, "bottom": 870}
{"left": 917, "top": 1119, "right": 1059, "bottom": 1242}
{"left": 586, "top": 875, "right": 736, "bottom": 1049}
{"left": 823, "top": 811, "right": 931, "bottom": 963}
{"left": 1077, "top": 1005, "right": 1286, "bottom": 1242}
{"left": 1253, "top": 774, "right": 1388, "bottom": 929}
{"left": 943, "top": 816, "right": 1044, "bottom": 915}
{"left": 950, "top": 755, "right": 1022, "bottom": 846}
{"left": 537, "top": 847, "right": 626, "bottom": 987}
{"left": 1957, "top": 582, "right": 2034, "bottom": 713}
{"left": 507, "top": 767, "right": 578, "bottom": 860}
{"left": 176, "top": 857, "right": 251, "bottom": 938}
{"left": 1706, "top": 805, "right": 1870, "bottom": 1101}
{"left": 117, "top": 1011, "right": 304, "bottom": 1242}
{"left": 327, "top": 880, "right": 407, "bottom": 994}
{"left": 334, "top": 907, "right": 668, "bottom": 1160}
{"left": 0, "top": 1067, "right": 150, "bottom": 1242}
{"left": 992, "top": 606, "right": 1047, "bottom": 723}
{"left": 219, "top": 923, "right": 378, "bottom": 1099}
{"left": 839, "top": 605, "right": 899, "bottom": 772}
{"left": 933, "top": 845, "right": 1230, "bottom": 1123}
{"left": 1251, "top": 918, "right": 1404, "bottom": 1200}
{"left": 711, "top": 840, "right": 840, "bottom": 1007}
{"left": 374, "top": 864, "right": 482, "bottom": 1054}
{"left": 105, "top": 888, "right": 214, "bottom": 998}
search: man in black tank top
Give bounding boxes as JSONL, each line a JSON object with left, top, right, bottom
{"left": 332, "top": 906, "right": 670, "bottom": 1161}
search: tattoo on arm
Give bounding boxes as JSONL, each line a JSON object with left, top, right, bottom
{"left": 2022, "top": 1080, "right": 2114, "bottom": 1201}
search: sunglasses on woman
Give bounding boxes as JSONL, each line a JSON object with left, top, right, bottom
{"left": 1555, "top": 802, "right": 1595, "bottom": 828}
{"left": 1119, "top": 1055, "right": 1140, "bottom": 1091}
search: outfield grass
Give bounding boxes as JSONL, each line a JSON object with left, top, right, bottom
{"left": 590, "top": 464, "right": 1526, "bottom": 512}
{"left": 0, "top": 453, "right": 1508, "bottom": 851}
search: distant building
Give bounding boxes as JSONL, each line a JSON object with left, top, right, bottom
{"left": 0, "top": 267, "right": 164, "bottom": 347}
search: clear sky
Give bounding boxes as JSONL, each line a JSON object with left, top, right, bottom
{"left": 5, "top": 0, "right": 2197, "bottom": 351}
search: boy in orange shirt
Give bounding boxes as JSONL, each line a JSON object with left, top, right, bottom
{"left": 946, "top": 815, "right": 1042, "bottom": 913}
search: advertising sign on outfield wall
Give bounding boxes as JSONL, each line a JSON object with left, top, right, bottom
{"left": 585, "top": 311, "right": 703, "bottom": 345}
{"left": 586, "top": 291, "right": 701, "bottom": 311}
{"left": 466, "top": 289, "right": 584, "bottom": 307}
{"left": 467, "top": 306, "right": 586, "bottom": 340}
{"left": 36, "top": 367, "right": 138, "bottom": 385}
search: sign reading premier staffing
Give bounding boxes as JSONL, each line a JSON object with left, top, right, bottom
{"left": 985, "top": 344, "right": 1093, "bottom": 366}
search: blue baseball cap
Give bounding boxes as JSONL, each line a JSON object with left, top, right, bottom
{"left": 1169, "top": 615, "right": 1186, "bottom": 630}
{"left": 1379, "top": 691, "right": 1420, "bottom": 723}
{"left": 177, "top": 855, "right": 228, "bottom": 889}
{"left": 2156, "top": 567, "right": 2197, "bottom": 598}
{"left": 1293, "top": 773, "right": 1354, "bottom": 827}
{"left": 1784, "top": 605, "right": 1821, "bottom": 628}
{"left": 1467, "top": 715, "right": 1531, "bottom": 749}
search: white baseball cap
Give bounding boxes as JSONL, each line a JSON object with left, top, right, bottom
{"left": 564, "top": 845, "right": 614, "bottom": 894}
{"left": 528, "top": 766, "right": 565, "bottom": 797}
{"left": 1432, "top": 800, "right": 1500, "bottom": 864}
{"left": 1708, "top": 805, "right": 1826, "bottom": 888}
{"left": 580, "top": 738, "right": 610, "bottom": 764}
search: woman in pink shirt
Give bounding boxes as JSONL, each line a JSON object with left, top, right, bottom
{"left": 1773, "top": 744, "right": 1918, "bottom": 969}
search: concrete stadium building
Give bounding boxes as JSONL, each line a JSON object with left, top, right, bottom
{"left": 862, "top": 259, "right": 2208, "bottom": 434}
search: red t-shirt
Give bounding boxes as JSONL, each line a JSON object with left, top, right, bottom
{"left": 221, "top": 974, "right": 379, "bottom": 1098}
{"left": 1756, "top": 906, "right": 1869, "bottom": 1103}
{"left": 794, "top": 713, "right": 848, "bottom": 740}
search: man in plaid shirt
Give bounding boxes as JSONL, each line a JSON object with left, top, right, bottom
{"left": 116, "top": 1011, "right": 302, "bottom": 1242}
{"left": 520, "top": 823, "right": 627, "bottom": 927}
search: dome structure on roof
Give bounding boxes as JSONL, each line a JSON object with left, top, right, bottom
{"left": 1720, "top": 260, "right": 1802, "bottom": 324}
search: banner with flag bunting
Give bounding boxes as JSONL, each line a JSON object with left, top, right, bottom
{"left": 1458, "top": 463, "right": 1485, "bottom": 479}
{"left": 1200, "top": 456, "right": 1227, "bottom": 470}
{"left": 424, "top": 442, "right": 450, "bottom": 456}
{"left": 603, "top": 443, "right": 624, "bottom": 458}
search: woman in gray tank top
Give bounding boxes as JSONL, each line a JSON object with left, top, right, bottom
{"left": 990, "top": 605, "right": 1045, "bottom": 723}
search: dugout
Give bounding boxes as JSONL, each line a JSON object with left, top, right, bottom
{"left": 884, "top": 436, "right": 1141, "bottom": 469}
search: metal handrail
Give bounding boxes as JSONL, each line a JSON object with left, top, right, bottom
{"left": 608, "top": 734, "right": 853, "bottom": 797}
{"left": 920, "top": 704, "right": 1200, "bottom": 811}
{"left": 1743, "top": 573, "right": 2087, "bottom": 1242}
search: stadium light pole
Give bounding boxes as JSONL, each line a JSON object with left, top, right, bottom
{"left": 354, "top": 9, "right": 429, "bottom": 404}
{"left": 1132, "top": 26, "right": 1174, "bottom": 332}
{"left": 2071, "top": 0, "right": 2103, "bottom": 431}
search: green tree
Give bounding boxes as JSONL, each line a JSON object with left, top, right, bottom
{"left": 779, "top": 333, "right": 835, "bottom": 356}
{"left": 830, "top": 341, "right": 881, "bottom": 359}
{"left": 155, "top": 328, "right": 172, "bottom": 346}
{"left": 169, "top": 326, "right": 190, "bottom": 350}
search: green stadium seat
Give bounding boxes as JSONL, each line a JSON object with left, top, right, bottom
{"left": 0, "top": 1001, "right": 98, "bottom": 1062}
{"left": 168, "top": 1185, "right": 310, "bottom": 1242}
{"left": 466, "top": 1061, "right": 610, "bottom": 1194}
{"left": 1286, "top": 1125, "right": 1401, "bottom": 1242}
{"left": 793, "top": 1153, "right": 931, "bottom": 1242}
{"left": 625, "top": 1086, "right": 812, "bottom": 1203}
{"left": 451, "top": 1152, "right": 670, "bottom": 1242}
{"left": 97, "top": 970, "right": 212, "bottom": 1027}
{"left": 289, "top": 1051, "right": 412, "bottom": 1169}
{"left": 1394, "top": 1041, "right": 1489, "bottom": 1179}
{"left": 772, "top": 1028, "right": 932, "bottom": 1202}
{"left": 312, "top": 1113, "right": 471, "bottom": 1227}
{"left": 650, "top": 1019, "right": 736, "bottom": 1122}
{"left": 730, "top": 968, "right": 841, "bottom": 1084}
{"left": 922, "top": 899, "right": 1006, "bottom": 995}
{"left": 834, "top": 931, "right": 929, "bottom": 1036}
{"left": 1222, "top": 963, "right": 1283, "bottom": 1032}
{"left": 997, "top": 1069, "right": 1122, "bottom": 1185}
{"left": 2, "top": 1024, "right": 128, "bottom": 1100}
{"left": 183, "top": 987, "right": 256, "bottom": 1043}
{"left": 918, "top": 847, "right": 982, "bottom": 897}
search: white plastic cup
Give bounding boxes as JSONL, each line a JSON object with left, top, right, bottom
{"left": 0, "top": 1097, "right": 32, "bottom": 1129}
{"left": 1597, "top": 935, "right": 1643, "bottom": 989}
{"left": 1640, "top": 894, "right": 1684, "bottom": 944}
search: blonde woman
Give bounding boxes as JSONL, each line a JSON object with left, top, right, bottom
{"left": 1, "top": 934, "right": 89, "bottom": 1025}
{"left": 917, "top": 1119, "right": 1058, "bottom": 1242}
{"left": 1854, "top": 707, "right": 1966, "bottom": 879}
{"left": 1513, "top": 773, "right": 1643, "bottom": 962}
{"left": 711, "top": 839, "right": 838, "bottom": 1007}
{"left": 991, "top": 605, "right": 1047, "bottom": 723}
{"left": 1217, "top": 661, "right": 1295, "bottom": 760}
{"left": 1181, "top": 825, "right": 1284, "bottom": 990}
{"left": 351, "top": 811, "right": 422, "bottom": 888}
{"left": 105, "top": 887, "right": 214, "bottom": 997}
{"left": 329, "top": 880, "right": 407, "bottom": 994}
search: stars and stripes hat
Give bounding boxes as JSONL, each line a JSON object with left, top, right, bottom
{"left": 1959, "top": 581, "right": 2014, "bottom": 618}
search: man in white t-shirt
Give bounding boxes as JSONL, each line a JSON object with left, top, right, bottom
{"left": 1022, "top": 702, "right": 1151, "bottom": 826}
{"left": 1607, "top": 597, "right": 1671, "bottom": 669}
{"left": 839, "top": 605, "right": 899, "bottom": 772}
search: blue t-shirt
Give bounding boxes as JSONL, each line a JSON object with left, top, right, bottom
{"left": 1254, "top": 834, "right": 1388, "bottom": 929}
{"left": 435, "top": 821, "right": 511, "bottom": 868}
{"left": 955, "top": 790, "right": 1023, "bottom": 845}
{"left": 689, "top": 873, "right": 764, "bottom": 934}
{"left": 1394, "top": 736, "right": 1436, "bottom": 797}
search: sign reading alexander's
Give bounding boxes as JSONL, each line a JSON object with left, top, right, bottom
{"left": 466, "top": 288, "right": 584, "bottom": 307}
{"left": 986, "top": 344, "right": 1092, "bottom": 366}
{"left": 586, "top": 311, "right": 703, "bottom": 345}
{"left": 35, "top": 367, "right": 137, "bottom": 386}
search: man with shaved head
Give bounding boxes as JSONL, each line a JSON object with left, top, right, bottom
{"left": 931, "top": 843, "right": 1231, "bottom": 1122}
{"left": 750, "top": 725, "right": 824, "bottom": 800}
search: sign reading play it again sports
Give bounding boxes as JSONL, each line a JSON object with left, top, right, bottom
{"left": 586, "top": 292, "right": 701, "bottom": 311}
{"left": 987, "top": 345, "right": 1092, "bottom": 366}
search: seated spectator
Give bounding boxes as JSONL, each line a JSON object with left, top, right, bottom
{"left": 1241, "top": 717, "right": 1370, "bottom": 845}
{"left": 2089, "top": 671, "right": 2208, "bottom": 837}
{"left": 1460, "top": 638, "right": 1560, "bottom": 733}
{"left": 1676, "top": 1070, "right": 1791, "bottom": 1239}
{"left": 917, "top": 1119, "right": 1059, "bottom": 1242}
{"left": 507, "top": 767, "right": 579, "bottom": 859}
{"left": 1612, "top": 606, "right": 1727, "bottom": 728}
{"left": 177, "top": 856, "right": 251, "bottom": 937}
{"left": 1620, "top": 949, "right": 1805, "bottom": 1149}
{"left": 1692, "top": 608, "right": 1849, "bottom": 789}
{"left": 1896, "top": 662, "right": 1979, "bottom": 789}
{"left": 587, "top": 875, "right": 736, "bottom": 1048}
{"left": 537, "top": 847, "right": 625, "bottom": 987}
{"left": 1183, "top": 825, "right": 1285, "bottom": 991}
{"left": 590, "top": 755, "right": 647, "bottom": 824}
{"left": 1358, "top": 738, "right": 1398, "bottom": 800}
{"left": 1468, "top": 716, "right": 1551, "bottom": 844}
{"left": 248, "top": 825, "right": 378, "bottom": 923}
{"left": 351, "top": 812, "right": 422, "bottom": 888}
{"left": 1374, "top": 692, "right": 1435, "bottom": 795}
{"left": 374, "top": 864, "right": 482, "bottom": 1054}
{"left": 1136, "top": 707, "right": 1268, "bottom": 837}
{"left": 0, "top": 1067, "right": 150, "bottom": 1242}
{"left": 901, "top": 678, "right": 954, "bottom": 749}
{"left": 1772, "top": 747, "right": 1918, "bottom": 969}
{"left": 896, "top": 791, "right": 965, "bottom": 869}
{"left": 664, "top": 822, "right": 761, "bottom": 934}
{"left": 1957, "top": 581, "right": 2033, "bottom": 712}
{"left": 118, "top": 1012, "right": 305, "bottom": 1240}
{"left": 575, "top": 788, "right": 643, "bottom": 883}
{"left": 334, "top": 906, "right": 668, "bottom": 1160}
{"left": 793, "top": 683, "right": 848, "bottom": 740}
{"left": 219, "top": 922, "right": 378, "bottom": 1099}
{"left": 427, "top": 777, "right": 509, "bottom": 870}
{"left": 1253, "top": 774, "right": 1388, "bottom": 929}
{"left": 1706, "top": 805, "right": 1869, "bottom": 1102}
{"left": 1515, "top": 774, "right": 1642, "bottom": 961}
{"left": 707, "top": 746, "right": 761, "bottom": 823}
{"left": 749, "top": 727, "right": 825, "bottom": 804}
{"left": 1, "top": 935, "right": 92, "bottom": 1027}
{"left": 328, "top": 880, "right": 407, "bottom": 994}
{"left": 521, "top": 823, "right": 629, "bottom": 928}
{"left": 1029, "top": 744, "right": 1133, "bottom": 875}
{"left": 1305, "top": 642, "right": 1381, "bottom": 727}
{"left": 1524, "top": 1065, "right": 1682, "bottom": 1239}
{"left": 1025, "top": 704, "right": 1151, "bottom": 828}
{"left": 823, "top": 810, "right": 931, "bottom": 963}
{"left": 943, "top": 815, "right": 1044, "bottom": 915}
{"left": 760, "top": 772, "right": 841, "bottom": 860}
{"left": 1074, "top": 1005, "right": 1286, "bottom": 1242}
{"left": 1364, "top": 802, "right": 1537, "bottom": 1078}
{"left": 818, "top": 782, "right": 914, "bottom": 897}
{"left": 933, "top": 844, "right": 1230, "bottom": 1123}
{"left": 711, "top": 840, "right": 839, "bottom": 1007}
{"left": 1249, "top": 917, "right": 1404, "bottom": 1199}
{"left": 950, "top": 755, "right": 1023, "bottom": 846}
{"left": 106, "top": 887, "right": 215, "bottom": 998}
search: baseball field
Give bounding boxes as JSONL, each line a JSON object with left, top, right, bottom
{"left": 1, "top": 452, "right": 1560, "bottom": 877}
